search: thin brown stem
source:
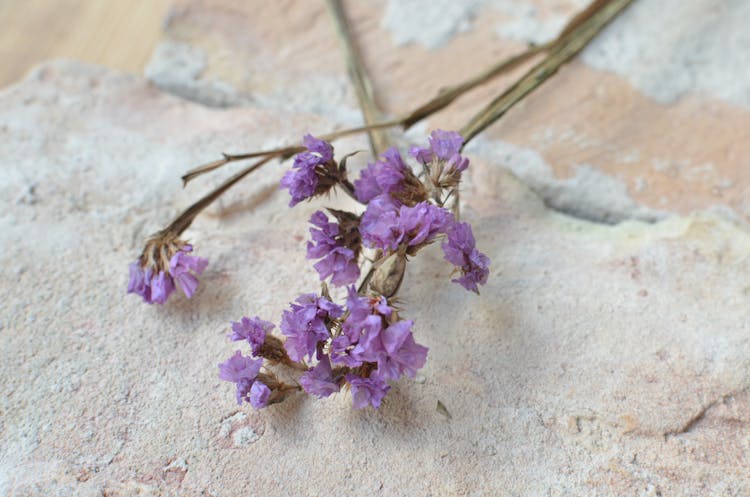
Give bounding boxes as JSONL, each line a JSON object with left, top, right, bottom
{"left": 326, "top": 0, "right": 389, "bottom": 157}
{"left": 402, "top": 43, "right": 549, "bottom": 129}
{"left": 166, "top": 156, "right": 273, "bottom": 235}
{"left": 459, "top": 0, "right": 633, "bottom": 147}
{"left": 181, "top": 119, "right": 402, "bottom": 185}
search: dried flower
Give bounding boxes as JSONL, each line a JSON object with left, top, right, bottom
{"left": 411, "top": 130, "right": 470, "bottom": 193}
{"left": 354, "top": 147, "right": 407, "bottom": 203}
{"left": 375, "top": 320, "right": 428, "bottom": 380}
{"left": 307, "top": 210, "right": 361, "bottom": 286}
{"left": 249, "top": 381, "right": 271, "bottom": 409}
{"left": 441, "top": 221, "right": 490, "bottom": 293}
{"left": 280, "top": 134, "right": 340, "bottom": 206}
{"left": 280, "top": 293, "right": 344, "bottom": 362}
{"left": 346, "top": 373, "right": 390, "bottom": 409}
{"left": 218, "top": 350, "right": 264, "bottom": 405}
{"left": 230, "top": 316, "right": 274, "bottom": 356}
{"left": 360, "top": 197, "right": 453, "bottom": 253}
{"left": 299, "top": 358, "right": 342, "bottom": 398}
{"left": 128, "top": 236, "right": 208, "bottom": 305}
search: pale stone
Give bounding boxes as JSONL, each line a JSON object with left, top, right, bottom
{"left": 0, "top": 61, "right": 748, "bottom": 496}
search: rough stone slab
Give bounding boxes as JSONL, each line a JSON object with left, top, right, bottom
{"left": 146, "top": 0, "right": 750, "bottom": 225}
{"left": 1, "top": 61, "right": 749, "bottom": 496}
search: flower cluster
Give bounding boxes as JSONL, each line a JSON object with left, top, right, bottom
{"left": 218, "top": 129, "right": 490, "bottom": 410}
{"left": 128, "top": 234, "right": 208, "bottom": 305}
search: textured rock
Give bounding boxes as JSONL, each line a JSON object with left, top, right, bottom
{"left": 1, "top": 61, "right": 749, "bottom": 496}
{"left": 146, "top": 0, "right": 750, "bottom": 225}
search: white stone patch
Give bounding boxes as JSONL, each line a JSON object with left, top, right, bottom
{"left": 145, "top": 40, "right": 243, "bottom": 107}
{"left": 232, "top": 426, "right": 260, "bottom": 447}
{"left": 582, "top": 0, "right": 750, "bottom": 108}
{"left": 381, "top": 0, "right": 484, "bottom": 48}
{"left": 467, "top": 137, "right": 664, "bottom": 223}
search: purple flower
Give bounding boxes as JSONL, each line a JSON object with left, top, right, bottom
{"left": 441, "top": 221, "right": 490, "bottom": 293}
{"left": 330, "top": 287, "right": 393, "bottom": 367}
{"left": 360, "top": 197, "right": 454, "bottom": 252}
{"left": 280, "top": 134, "right": 335, "bottom": 207}
{"left": 128, "top": 245, "right": 208, "bottom": 305}
{"left": 169, "top": 246, "right": 209, "bottom": 299}
{"left": 300, "top": 359, "right": 341, "bottom": 398}
{"left": 410, "top": 130, "right": 465, "bottom": 164}
{"left": 307, "top": 211, "right": 360, "bottom": 286}
{"left": 346, "top": 374, "right": 390, "bottom": 409}
{"left": 249, "top": 382, "right": 271, "bottom": 409}
{"left": 376, "top": 320, "right": 428, "bottom": 380}
{"left": 354, "top": 147, "right": 407, "bottom": 203}
{"left": 359, "top": 195, "right": 402, "bottom": 251}
{"left": 280, "top": 293, "right": 343, "bottom": 362}
{"left": 230, "top": 316, "right": 274, "bottom": 356}
{"left": 397, "top": 202, "right": 453, "bottom": 247}
{"left": 218, "top": 350, "right": 263, "bottom": 383}
{"left": 127, "top": 263, "right": 152, "bottom": 302}
{"left": 150, "top": 270, "right": 176, "bottom": 304}
{"left": 410, "top": 129, "right": 470, "bottom": 183}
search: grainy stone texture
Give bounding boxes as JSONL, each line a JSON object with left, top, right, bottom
{"left": 147, "top": 0, "right": 750, "bottom": 225}
{"left": 1, "top": 60, "right": 749, "bottom": 496}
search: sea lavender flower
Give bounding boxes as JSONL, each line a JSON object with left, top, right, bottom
{"left": 346, "top": 373, "right": 390, "bottom": 409}
{"left": 411, "top": 130, "right": 470, "bottom": 190}
{"left": 280, "top": 293, "right": 344, "bottom": 362}
{"left": 397, "top": 202, "right": 453, "bottom": 248}
{"left": 299, "top": 358, "right": 341, "bottom": 398}
{"left": 354, "top": 147, "right": 407, "bottom": 203}
{"left": 441, "top": 221, "right": 490, "bottom": 293}
{"left": 249, "top": 381, "right": 271, "bottom": 409}
{"left": 218, "top": 350, "right": 264, "bottom": 405}
{"left": 306, "top": 210, "right": 360, "bottom": 286}
{"left": 375, "top": 320, "right": 428, "bottom": 380}
{"left": 230, "top": 316, "right": 274, "bottom": 356}
{"left": 359, "top": 194, "right": 402, "bottom": 251}
{"left": 280, "top": 134, "right": 338, "bottom": 206}
{"left": 128, "top": 239, "right": 208, "bottom": 305}
{"left": 360, "top": 197, "right": 454, "bottom": 252}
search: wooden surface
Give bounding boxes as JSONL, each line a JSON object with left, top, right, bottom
{"left": 0, "top": 0, "right": 172, "bottom": 88}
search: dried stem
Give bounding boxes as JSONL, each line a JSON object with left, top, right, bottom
{"left": 326, "top": 0, "right": 390, "bottom": 157}
{"left": 459, "top": 0, "right": 633, "bottom": 146}
{"left": 166, "top": 156, "right": 273, "bottom": 235}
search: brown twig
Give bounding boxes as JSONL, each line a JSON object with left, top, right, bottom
{"left": 459, "top": 0, "right": 633, "bottom": 146}
{"left": 326, "top": 0, "right": 390, "bottom": 157}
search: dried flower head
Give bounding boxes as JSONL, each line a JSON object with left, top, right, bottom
{"left": 127, "top": 232, "right": 208, "bottom": 305}
{"left": 280, "top": 134, "right": 342, "bottom": 206}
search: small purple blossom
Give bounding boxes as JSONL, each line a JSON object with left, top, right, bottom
{"left": 307, "top": 211, "right": 360, "bottom": 286}
{"left": 249, "top": 381, "right": 271, "bottom": 408}
{"left": 360, "top": 197, "right": 454, "bottom": 251}
{"left": 397, "top": 202, "right": 453, "bottom": 247}
{"left": 359, "top": 194, "right": 402, "bottom": 251}
{"left": 346, "top": 374, "right": 390, "bottom": 409}
{"left": 300, "top": 359, "right": 341, "bottom": 398}
{"left": 441, "top": 221, "right": 490, "bottom": 293}
{"left": 230, "top": 316, "right": 274, "bottom": 356}
{"left": 331, "top": 287, "right": 393, "bottom": 367}
{"left": 376, "top": 320, "right": 428, "bottom": 380}
{"left": 128, "top": 245, "right": 208, "bottom": 305}
{"left": 218, "top": 350, "right": 263, "bottom": 383}
{"left": 280, "top": 134, "right": 335, "bottom": 207}
{"left": 169, "top": 245, "right": 209, "bottom": 299}
{"left": 410, "top": 129, "right": 469, "bottom": 177}
{"left": 280, "top": 293, "right": 344, "bottom": 362}
{"left": 354, "top": 147, "right": 407, "bottom": 203}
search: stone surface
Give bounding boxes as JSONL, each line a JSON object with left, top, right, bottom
{"left": 1, "top": 61, "right": 749, "bottom": 496}
{"left": 146, "top": 0, "right": 750, "bottom": 225}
